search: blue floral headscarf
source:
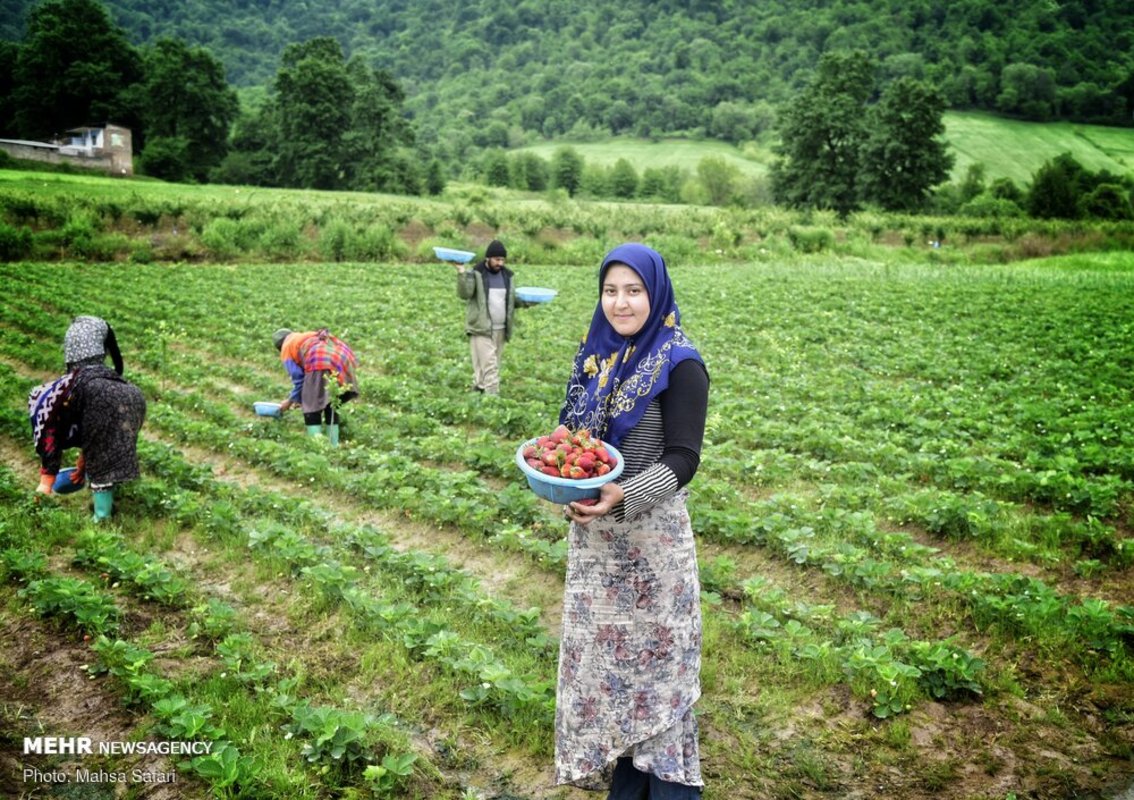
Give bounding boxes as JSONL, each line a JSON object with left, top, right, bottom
{"left": 560, "top": 243, "right": 703, "bottom": 446}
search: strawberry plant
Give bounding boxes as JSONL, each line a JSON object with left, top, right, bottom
{"left": 187, "top": 741, "right": 253, "bottom": 793}
{"left": 20, "top": 576, "right": 120, "bottom": 635}
{"left": 285, "top": 703, "right": 373, "bottom": 771}
{"left": 363, "top": 752, "right": 418, "bottom": 797}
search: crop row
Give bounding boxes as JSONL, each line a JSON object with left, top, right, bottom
{"left": 2, "top": 261, "right": 1129, "bottom": 575}
{"left": 1, "top": 289, "right": 1130, "bottom": 683}
{"left": 0, "top": 477, "right": 421, "bottom": 798}
{"left": 0, "top": 350, "right": 1024, "bottom": 725}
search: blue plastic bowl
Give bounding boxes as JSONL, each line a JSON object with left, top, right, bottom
{"left": 516, "top": 286, "right": 558, "bottom": 304}
{"left": 253, "top": 401, "right": 281, "bottom": 417}
{"left": 515, "top": 438, "right": 624, "bottom": 504}
{"left": 53, "top": 467, "right": 85, "bottom": 495}
{"left": 433, "top": 246, "right": 476, "bottom": 264}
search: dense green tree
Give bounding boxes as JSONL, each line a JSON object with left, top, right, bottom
{"left": 1026, "top": 152, "right": 1087, "bottom": 219}
{"left": 214, "top": 37, "right": 414, "bottom": 192}
{"left": 608, "top": 158, "right": 639, "bottom": 198}
{"left": 957, "top": 163, "right": 987, "bottom": 203}
{"left": 11, "top": 0, "right": 143, "bottom": 139}
{"left": 341, "top": 60, "right": 415, "bottom": 192}
{"left": 210, "top": 105, "right": 277, "bottom": 185}
{"left": 1082, "top": 183, "right": 1133, "bottom": 220}
{"left": 138, "top": 38, "right": 238, "bottom": 181}
{"left": 0, "top": 41, "right": 18, "bottom": 135}
{"left": 859, "top": 77, "right": 953, "bottom": 211}
{"left": 6, "top": 0, "right": 1132, "bottom": 147}
{"left": 510, "top": 151, "right": 549, "bottom": 191}
{"left": 137, "top": 135, "right": 189, "bottom": 180}
{"left": 273, "top": 37, "right": 354, "bottom": 190}
{"left": 640, "top": 165, "right": 686, "bottom": 203}
{"left": 482, "top": 148, "right": 511, "bottom": 186}
{"left": 579, "top": 162, "right": 608, "bottom": 197}
{"left": 379, "top": 149, "right": 423, "bottom": 195}
{"left": 708, "top": 101, "right": 755, "bottom": 143}
{"left": 551, "top": 146, "right": 584, "bottom": 196}
{"left": 425, "top": 158, "right": 446, "bottom": 195}
{"left": 997, "top": 63, "right": 1057, "bottom": 120}
{"left": 696, "top": 156, "right": 738, "bottom": 206}
{"left": 989, "top": 176, "right": 1024, "bottom": 204}
{"left": 771, "top": 50, "right": 874, "bottom": 217}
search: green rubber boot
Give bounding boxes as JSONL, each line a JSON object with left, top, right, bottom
{"left": 93, "top": 489, "right": 114, "bottom": 522}
{"left": 326, "top": 424, "right": 340, "bottom": 447}
{"left": 305, "top": 424, "right": 324, "bottom": 438}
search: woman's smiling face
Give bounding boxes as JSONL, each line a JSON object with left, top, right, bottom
{"left": 602, "top": 264, "right": 650, "bottom": 338}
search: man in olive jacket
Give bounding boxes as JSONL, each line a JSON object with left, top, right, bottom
{"left": 455, "top": 239, "right": 515, "bottom": 395}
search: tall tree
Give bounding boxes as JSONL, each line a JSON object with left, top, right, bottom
{"left": 770, "top": 50, "right": 874, "bottom": 217}
{"left": 696, "top": 156, "right": 738, "bottom": 206}
{"left": 510, "top": 151, "right": 549, "bottom": 192}
{"left": 12, "top": 0, "right": 143, "bottom": 140}
{"left": 273, "top": 37, "right": 354, "bottom": 190}
{"left": 0, "top": 41, "right": 18, "bottom": 137}
{"left": 859, "top": 78, "right": 954, "bottom": 212}
{"left": 344, "top": 60, "right": 416, "bottom": 192}
{"left": 608, "top": 158, "right": 640, "bottom": 198}
{"left": 1026, "top": 152, "right": 1088, "bottom": 219}
{"left": 139, "top": 38, "right": 238, "bottom": 181}
{"left": 551, "top": 146, "right": 584, "bottom": 196}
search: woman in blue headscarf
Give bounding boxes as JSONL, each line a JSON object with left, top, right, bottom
{"left": 555, "top": 243, "right": 709, "bottom": 798}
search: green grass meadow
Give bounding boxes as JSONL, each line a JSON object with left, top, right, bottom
{"left": 517, "top": 136, "right": 772, "bottom": 179}
{"left": 944, "top": 111, "right": 1134, "bottom": 184}
{"left": 514, "top": 111, "right": 1134, "bottom": 187}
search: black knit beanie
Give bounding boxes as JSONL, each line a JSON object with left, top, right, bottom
{"left": 485, "top": 239, "right": 507, "bottom": 259}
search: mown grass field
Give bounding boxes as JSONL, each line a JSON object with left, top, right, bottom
{"left": 943, "top": 112, "right": 1134, "bottom": 186}
{"left": 1, "top": 237, "right": 1132, "bottom": 798}
{"left": 514, "top": 111, "right": 1134, "bottom": 187}
{"left": 516, "top": 137, "right": 772, "bottom": 180}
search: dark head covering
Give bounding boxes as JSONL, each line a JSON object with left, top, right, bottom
{"left": 64, "top": 315, "right": 123, "bottom": 374}
{"left": 485, "top": 239, "right": 507, "bottom": 259}
{"left": 272, "top": 328, "right": 292, "bottom": 351}
{"left": 559, "top": 243, "right": 702, "bottom": 446}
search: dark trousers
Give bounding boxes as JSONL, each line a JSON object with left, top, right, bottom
{"left": 607, "top": 758, "right": 702, "bottom": 800}
{"left": 303, "top": 405, "right": 337, "bottom": 426}
{"left": 302, "top": 390, "right": 355, "bottom": 426}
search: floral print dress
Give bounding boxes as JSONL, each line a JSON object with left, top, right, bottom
{"left": 555, "top": 491, "right": 703, "bottom": 789}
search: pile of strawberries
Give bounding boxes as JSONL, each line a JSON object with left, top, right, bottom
{"left": 522, "top": 424, "right": 617, "bottom": 480}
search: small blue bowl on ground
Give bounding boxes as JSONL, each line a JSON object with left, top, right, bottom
{"left": 253, "top": 401, "right": 281, "bottom": 417}
{"left": 433, "top": 246, "right": 476, "bottom": 263}
{"left": 516, "top": 286, "right": 558, "bottom": 304}
{"left": 53, "top": 467, "right": 84, "bottom": 494}
{"left": 515, "top": 439, "right": 624, "bottom": 504}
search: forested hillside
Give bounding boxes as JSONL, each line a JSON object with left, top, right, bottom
{"left": 3, "top": 0, "right": 1134, "bottom": 147}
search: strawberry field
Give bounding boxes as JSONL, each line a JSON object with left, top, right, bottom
{"left": 1, "top": 211, "right": 1133, "bottom": 797}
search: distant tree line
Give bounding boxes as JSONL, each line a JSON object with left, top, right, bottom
{"left": 938, "top": 155, "right": 1134, "bottom": 222}
{"left": 6, "top": 0, "right": 1130, "bottom": 157}
{"left": 0, "top": 0, "right": 427, "bottom": 193}
{"left": 1, "top": 0, "right": 1131, "bottom": 220}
